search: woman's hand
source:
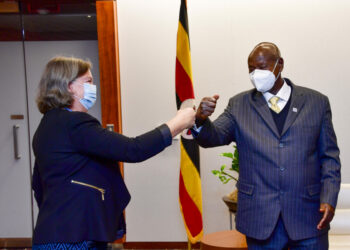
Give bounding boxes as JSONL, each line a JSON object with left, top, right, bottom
{"left": 166, "top": 107, "right": 196, "bottom": 137}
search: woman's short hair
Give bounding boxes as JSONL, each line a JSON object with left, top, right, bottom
{"left": 36, "top": 56, "right": 92, "bottom": 114}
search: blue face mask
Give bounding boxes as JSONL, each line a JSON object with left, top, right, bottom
{"left": 77, "top": 83, "right": 97, "bottom": 110}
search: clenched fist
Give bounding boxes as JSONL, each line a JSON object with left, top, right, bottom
{"left": 166, "top": 107, "right": 196, "bottom": 137}
{"left": 175, "top": 107, "right": 196, "bottom": 130}
{"left": 196, "top": 94, "right": 220, "bottom": 126}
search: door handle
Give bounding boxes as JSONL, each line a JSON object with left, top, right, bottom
{"left": 13, "top": 124, "right": 21, "bottom": 160}
{"left": 106, "top": 124, "right": 114, "bottom": 132}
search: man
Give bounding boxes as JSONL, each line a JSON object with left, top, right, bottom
{"left": 194, "top": 42, "right": 341, "bottom": 249}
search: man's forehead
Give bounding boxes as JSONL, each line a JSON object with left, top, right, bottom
{"left": 249, "top": 48, "right": 277, "bottom": 63}
{"left": 249, "top": 51, "right": 275, "bottom": 62}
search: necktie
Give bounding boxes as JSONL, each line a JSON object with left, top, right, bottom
{"left": 269, "top": 96, "right": 281, "bottom": 113}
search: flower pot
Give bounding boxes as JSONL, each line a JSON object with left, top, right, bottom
{"left": 222, "top": 189, "right": 238, "bottom": 213}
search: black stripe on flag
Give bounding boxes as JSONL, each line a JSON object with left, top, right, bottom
{"left": 179, "top": 0, "right": 189, "bottom": 35}
{"left": 181, "top": 137, "right": 200, "bottom": 174}
{"left": 176, "top": 94, "right": 182, "bottom": 110}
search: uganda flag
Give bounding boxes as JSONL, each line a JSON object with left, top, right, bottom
{"left": 176, "top": 0, "right": 203, "bottom": 244}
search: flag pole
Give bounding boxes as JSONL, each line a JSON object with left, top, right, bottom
{"left": 187, "top": 239, "right": 192, "bottom": 250}
{"left": 177, "top": 0, "right": 203, "bottom": 246}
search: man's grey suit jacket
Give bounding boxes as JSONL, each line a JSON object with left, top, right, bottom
{"left": 196, "top": 79, "right": 341, "bottom": 240}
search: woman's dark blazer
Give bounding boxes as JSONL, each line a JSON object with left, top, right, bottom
{"left": 32, "top": 108, "right": 172, "bottom": 244}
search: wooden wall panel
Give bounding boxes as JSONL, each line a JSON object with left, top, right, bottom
{"left": 96, "top": 0, "right": 125, "bottom": 243}
{"left": 0, "top": 238, "right": 32, "bottom": 248}
{"left": 96, "top": 0, "right": 123, "bottom": 172}
{"left": 96, "top": 0, "right": 122, "bottom": 134}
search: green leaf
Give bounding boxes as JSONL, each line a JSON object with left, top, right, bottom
{"left": 223, "top": 178, "right": 231, "bottom": 184}
{"left": 212, "top": 144, "right": 240, "bottom": 183}
{"left": 234, "top": 149, "right": 239, "bottom": 159}
{"left": 220, "top": 152, "right": 233, "bottom": 159}
{"left": 232, "top": 162, "right": 239, "bottom": 173}
{"left": 212, "top": 170, "right": 220, "bottom": 176}
{"left": 219, "top": 176, "right": 226, "bottom": 182}
{"left": 220, "top": 165, "right": 226, "bottom": 171}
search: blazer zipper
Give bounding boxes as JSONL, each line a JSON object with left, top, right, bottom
{"left": 71, "top": 180, "right": 105, "bottom": 201}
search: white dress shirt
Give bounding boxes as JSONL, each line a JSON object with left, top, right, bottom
{"left": 263, "top": 80, "right": 291, "bottom": 112}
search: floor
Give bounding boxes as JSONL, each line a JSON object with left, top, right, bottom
{"left": 3, "top": 247, "right": 199, "bottom": 250}
{"left": 3, "top": 249, "right": 199, "bottom": 250}
{"left": 1, "top": 243, "right": 199, "bottom": 250}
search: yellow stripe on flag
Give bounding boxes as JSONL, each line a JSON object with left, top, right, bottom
{"left": 176, "top": 21, "right": 193, "bottom": 82}
{"left": 180, "top": 141, "right": 202, "bottom": 212}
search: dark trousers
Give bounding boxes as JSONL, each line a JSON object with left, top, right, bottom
{"left": 32, "top": 241, "right": 108, "bottom": 249}
{"left": 246, "top": 216, "right": 329, "bottom": 250}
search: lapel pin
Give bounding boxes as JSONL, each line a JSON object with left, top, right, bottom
{"left": 293, "top": 107, "right": 298, "bottom": 113}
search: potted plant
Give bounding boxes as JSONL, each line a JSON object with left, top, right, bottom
{"left": 212, "top": 145, "right": 239, "bottom": 213}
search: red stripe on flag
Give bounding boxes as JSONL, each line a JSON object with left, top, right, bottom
{"left": 179, "top": 170, "right": 203, "bottom": 236}
{"left": 176, "top": 58, "right": 195, "bottom": 102}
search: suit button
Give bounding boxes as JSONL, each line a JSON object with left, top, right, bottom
{"left": 280, "top": 167, "right": 285, "bottom": 171}
{"left": 280, "top": 191, "right": 284, "bottom": 195}
{"left": 279, "top": 143, "right": 284, "bottom": 148}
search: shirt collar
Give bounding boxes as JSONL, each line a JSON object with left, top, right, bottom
{"left": 263, "top": 79, "right": 291, "bottom": 103}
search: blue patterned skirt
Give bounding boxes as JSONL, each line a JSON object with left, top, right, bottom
{"left": 32, "top": 241, "right": 108, "bottom": 249}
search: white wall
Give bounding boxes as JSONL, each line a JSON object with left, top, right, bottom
{"left": 117, "top": 0, "right": 350, "bottom": 241}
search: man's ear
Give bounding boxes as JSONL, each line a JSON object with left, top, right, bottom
{"left": 279, "top": 57, "right": 284, "bottom": 71}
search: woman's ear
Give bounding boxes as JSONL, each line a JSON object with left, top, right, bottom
{"left": 67, "top": 82, "right": 74, "bottom": 94}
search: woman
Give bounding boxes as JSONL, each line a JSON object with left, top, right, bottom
{"left": 32, "top": 56, "right": 195, "bottom": 249}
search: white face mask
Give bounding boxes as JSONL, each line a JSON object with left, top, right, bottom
{"left": 249, "top": 59, "right": 281, "bottom": 93}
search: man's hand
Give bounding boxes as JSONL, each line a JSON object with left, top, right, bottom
{"left": 317, "top": 203, "right": 335, "bottom": 230}
{"left": 196, "top": 94, "right": 220, "bottom": 126}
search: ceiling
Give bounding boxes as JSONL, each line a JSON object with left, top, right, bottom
{"left": 0, "top": 0, "right": 98, "bottom": 41}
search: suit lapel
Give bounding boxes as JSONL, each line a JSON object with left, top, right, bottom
{"left": 281, "top": 82, "right": 305, "bottom": 136}
{"left": 249, "top": 91, "right": 280, "bottom": 138}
